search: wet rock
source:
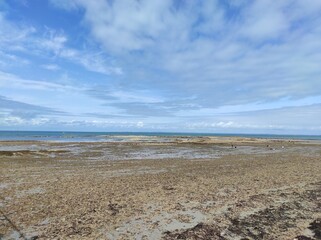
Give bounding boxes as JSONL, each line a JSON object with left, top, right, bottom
{"left": 294, "top": 236, "right": 314, "bottom": 240}
{"left": 0, "top": 151, "right": 15, "bottom": 156}
{"left": 226, "top": 200, "right": 309, "bottom": 239}
{"left": 163, "top": 222, "right": 223, "bottom": 240}
{"left": 163, "top": 186, "right": 175, "bottom": 191}
{"left": 108, "top": 202, "right": 122, "bottom": 216}
{"left": 309, "top": 219, "right": 321, "bottom": 239}
{"left": 66, "top": 222, "right": 92, "bottom": 237}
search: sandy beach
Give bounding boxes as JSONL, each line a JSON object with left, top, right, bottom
{"left": 0, "top": 136, "right": 320, "bottom": 239}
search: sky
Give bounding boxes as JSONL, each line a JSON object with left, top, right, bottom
{"left": 1, "top": 0, "right": 321, "bottom": 134}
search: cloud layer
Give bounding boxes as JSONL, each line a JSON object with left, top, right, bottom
{"left": 0, "top": 0, "right": 321, "bottom": 133}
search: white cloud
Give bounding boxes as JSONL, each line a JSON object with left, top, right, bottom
{"left": 0, "top": 115, "right": 25, "bottom": 126}
{"left": 2, "top": 1, "right": 321, "bottom": 132}
{"left": 50, "top": 0, "right": 321, "bottom": 104}
{"left": 78, "top": 0, "right": 173, "bottom": 52}
{"left": 0, "top": 12, "right": 122, "bottom": 75}
{"left": 0, "top": 70, "right": 128, "bottom": 122}
{"left": 49, "top": 0, "right": 79, "bottom": 10}
{"left": 109, "top": 90, "right": 164, "bottom": 104}
{"left": 0, "top": 12, "right": 36, "bottom": 47}
{"left": 50, "top": 0, "right": 321, "bottom": 132}
{"left": 36, "top": 30, "right": 123, "bottom": 75}
{"left": 182, "top": 103, "right": 321, "bottom": 134}
{"left": 0, "top": 71, "right": 79, "bottom": 91}
{"left": 41, "top": 64, "right": 60, "bottom": 71}
{"left": 37, "top": 29, "right": 67, "bottom": 55}
{"left": 51, "top": 0, "right": 212, "bottom": 52}
{"left": 137, "top": 121, "right": 144, "bottom": 128}
{"left": 239, "top": 1, "right": 289, "bottom": 40}
{"left": 66, "top": 51, "right": 123, "bottom": 75}
{"left": 0, "top": 115, "right": 148, "bottom": 129}
{"left": 0, "top": 50, "right": 30, "bottom": 67}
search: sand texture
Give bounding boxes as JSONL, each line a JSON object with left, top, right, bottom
{"left": 0, "top": 136, "right": 320, "bottom": 239}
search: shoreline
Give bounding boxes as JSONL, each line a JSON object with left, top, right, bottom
{"left": 0, "top": 137, "right": 320, "bottom": 239}
{"left": 1, "top": 131, "right": 321, "bottom": 143}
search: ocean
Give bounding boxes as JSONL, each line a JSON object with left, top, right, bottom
{"left": 0, "top": 131, "right": 320, "bottom": 142}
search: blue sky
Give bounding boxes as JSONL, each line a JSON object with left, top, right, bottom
{"left": 1, "top": 0, "right": 321, "bottom": 134}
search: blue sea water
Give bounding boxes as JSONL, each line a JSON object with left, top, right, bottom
{"left": 0, "top": 131, "right": 320, "bottom": 142}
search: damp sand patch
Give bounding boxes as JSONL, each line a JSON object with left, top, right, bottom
{"left": 106, "top": 205, "right": 206, "bottom": 239}
{"left": 16, "top": 187, "right": 45, "bottom": 198}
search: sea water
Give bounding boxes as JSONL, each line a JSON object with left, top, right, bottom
{"left": 0, "top": 131, "right": 320, "bottom": 142}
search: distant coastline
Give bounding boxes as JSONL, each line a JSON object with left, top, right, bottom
{"left": 0, "top": 130, "right": 321, "bottom": 142}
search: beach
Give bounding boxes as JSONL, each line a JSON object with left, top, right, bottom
{"left": 0, "top": 136, "right": 320, "bottom": 239}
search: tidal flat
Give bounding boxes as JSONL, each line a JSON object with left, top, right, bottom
{"left": 0, "top": 136, "right": 320, "bottom": 239}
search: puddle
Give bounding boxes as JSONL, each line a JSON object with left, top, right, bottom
{"left": 16, "top": 187, "right": 45, "bottom": 198}
{"left": 106, "top": 205, "right": 206, "bottom": 239}
{"left": 0, "top": 183, "right": 9, "bottom": 189}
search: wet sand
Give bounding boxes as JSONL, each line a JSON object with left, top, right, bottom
{"left": 0, "top": 136, "right": 320, "bottom": 239}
